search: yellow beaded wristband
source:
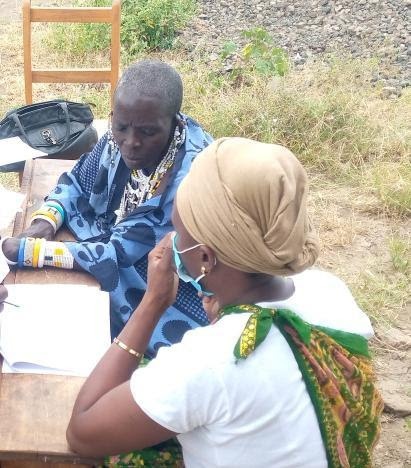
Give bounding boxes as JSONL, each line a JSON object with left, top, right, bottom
{"left": 113, "top": 337, "right": 142, "bottom": 359}
{"left": 32, "top": 238, "right": 42, "bottom": 268}
{"left": 32, "top": 209, "right": 59, "bottom": 225}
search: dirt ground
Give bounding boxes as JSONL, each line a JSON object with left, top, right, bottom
{"left": 0, "top": 1, "right": 410, "bottom": 467}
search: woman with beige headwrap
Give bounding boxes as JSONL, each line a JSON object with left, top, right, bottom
{"left": 67, "top": 138, "right": 382, "bottom": 468}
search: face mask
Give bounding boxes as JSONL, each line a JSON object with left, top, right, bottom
{"left": 172, "top": 233, "right": 214, "bottom": 297}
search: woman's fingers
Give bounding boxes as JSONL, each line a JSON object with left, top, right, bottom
{"left": 200, "top": 293, "right": 220, "bottom": 320}
{"left": 0, "top": 284, "right": 8, "bottom": 313}
{"left": 148, "top": 234, "right": 174, "bottom": 273}
{"left": 146, "top": 233, "right": 178, "bottom": 309}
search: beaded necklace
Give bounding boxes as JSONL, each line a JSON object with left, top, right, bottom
{"left": 116, "top": 123, "right": 185, "bottom": 222}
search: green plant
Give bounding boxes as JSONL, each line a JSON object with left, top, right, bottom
{"left": 123, "top": 0, "right": 197, "bottom": 54}
{"left": 45, "top": 0, "right": 197, "bottom": 58}
{"left": 219, "top": 27, "right": 289, "bottom": 78}
{"left": 241, "top": 27, "right": 288, "bottom": 76}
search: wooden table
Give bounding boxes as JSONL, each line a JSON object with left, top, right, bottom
{"left": 0, "top": 159, "right": 102, "bottom": 467}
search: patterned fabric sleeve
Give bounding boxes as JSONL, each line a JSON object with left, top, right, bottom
{"left": 50, "top": 134, "right": 107, "bottom": 197}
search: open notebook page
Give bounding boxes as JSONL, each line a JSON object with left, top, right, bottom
{"left": 0, "top": 283, "right": 111, "bottom": 376}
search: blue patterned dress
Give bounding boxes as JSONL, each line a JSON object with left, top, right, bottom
{"left": 46, "top": 115, "right": 212, "bottom": 357}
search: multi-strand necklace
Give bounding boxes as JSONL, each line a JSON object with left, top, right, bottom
{"left": 116, "top": 124, "right": 185, "bottom": 222}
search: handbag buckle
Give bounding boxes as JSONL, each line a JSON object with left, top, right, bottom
{"left": 41, "top": 128, "right": 57, "bottom": 145}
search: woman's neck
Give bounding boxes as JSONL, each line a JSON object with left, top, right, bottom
{"left": 216, "top": 274, "right": 295, "bottom": 309}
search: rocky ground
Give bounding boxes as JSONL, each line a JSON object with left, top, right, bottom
{"left": 182, "top": 0, "right": 410, "bottom": 90}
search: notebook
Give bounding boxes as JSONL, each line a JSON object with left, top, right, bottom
{"left": 0, "top": 283, "right": 111, "bottom": 376}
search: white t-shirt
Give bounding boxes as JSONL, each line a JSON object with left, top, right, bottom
{"left": 130, "top": 269, "right": 374, "bottom": 468}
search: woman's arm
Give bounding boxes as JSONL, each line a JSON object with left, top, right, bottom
{"left": 1, "top": 237, "right": 84, "bottom": 271}
{"left": 66, "top": 233, "right": 179, "bottom": 457}
{"left": 1, "top": 138, "right": 111, "bottom": 270}
{"left": 18, "top": 219, "right": 56, "bottom": 240}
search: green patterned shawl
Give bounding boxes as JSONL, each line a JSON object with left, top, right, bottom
{"left": 219, "top": 304, "right": 383, "bottom": 468}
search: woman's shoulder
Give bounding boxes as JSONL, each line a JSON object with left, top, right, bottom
{"left": 284, "top": 269, "right": 374, "bottom": 338}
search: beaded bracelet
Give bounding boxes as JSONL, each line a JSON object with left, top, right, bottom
{"left": 17, "top": 238, "right": 26, "bottom": 268}
{"left": 23, "top": 237, "right": 36, "bottom": 267}
{"left": 45, "top": 200, "right": 65, "bottom": 221}
{"left": 32, "top": 238, "right": 45, "bottom": 268}
{"left": 31, "top": 202, "right": 64, "bottom": 233}
{"left": 31, "top": 213, "right": 58, "bottom": 233}
{"left": 43, "top": 241, "right": 74, "bottom": 269}
{"left": 113, "top": 337, "right": 142, "bottom": 359}
{"left": 17, "top": 238, "right": 73, "bottom": 270}
{"left": 0, "top": 237, "right": 18, "bottom": 266}
{"left": 37, "top": 238, "right": 47, "bottom": 268}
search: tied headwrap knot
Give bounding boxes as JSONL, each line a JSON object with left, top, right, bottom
{"left": 219, "top": 304, "right": 312, "bottom": 360}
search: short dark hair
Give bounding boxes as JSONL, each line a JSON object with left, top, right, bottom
{"left": 115, "top": 60, "right": 183, "bottom": 116}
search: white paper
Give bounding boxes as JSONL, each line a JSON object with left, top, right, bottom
{"left": 0, "top": 136, "right": 45, "bottom": 165}
{"left": 0, "top": 283, "right": 111, "bottom": 376}
{"left": 0, "top": 253, "right": 9, "bottom": 282}
{"left": 0, "top": 185, "right": 25, "bottom": 231}
{"left": 93, "top": 119, "right": 109, "bottom": 139}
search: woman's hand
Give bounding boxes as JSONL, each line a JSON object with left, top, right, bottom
{"left": 0, "top": 284, "right": 8, "bottom": 313}
{"left": 2, "top": 237, "right": 20, "bottom": 264}
{"left": 201, "top": 294, "right": 221, "bottom": 323}
{"left": 145, "top": 233, "right": 178, "bottom": 311}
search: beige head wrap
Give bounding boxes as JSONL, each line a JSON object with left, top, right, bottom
{"left": 176, "top": 137, "right": 320, "bottom": 276}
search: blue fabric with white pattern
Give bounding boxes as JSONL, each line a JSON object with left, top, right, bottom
{"left": 46, "top": 115, "right": 213, "bottom": 357}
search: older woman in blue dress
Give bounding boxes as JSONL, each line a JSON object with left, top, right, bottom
{"left": 0, "top": 60, "right": 212, "bottom": 356}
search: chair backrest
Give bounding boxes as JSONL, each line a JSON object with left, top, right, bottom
{"left": 23, "top": 0, "right": 120, "bottom": 104}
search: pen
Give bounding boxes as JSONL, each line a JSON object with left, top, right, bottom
{"left": 3, "top": 300, "right": 20, "bottom": 308}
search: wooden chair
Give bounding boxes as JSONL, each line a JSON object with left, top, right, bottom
{"left": 22, "top": 0, "right": 120, "bottom": 104}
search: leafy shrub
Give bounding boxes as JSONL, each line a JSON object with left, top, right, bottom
{"left": 123, "top": 0, "right": 197, "bottom": 53}
{"left": 220, "top": 27, "right": 289, "bottom": 78}
{"left": 45, "top": 0, "right": 197, "bottom": 57}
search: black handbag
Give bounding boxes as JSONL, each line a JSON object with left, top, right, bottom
{"left": 0, "top": 99, "right": 98, "bottom": 172}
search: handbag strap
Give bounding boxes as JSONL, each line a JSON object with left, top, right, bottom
{"left": 10, "top": 101, "right": 72, "bottom": 155}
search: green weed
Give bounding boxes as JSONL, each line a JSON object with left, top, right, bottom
{"left": 219, "top": 27, "right": 289, "bottom": 79}
{"left": 44, "top": 0, "right": 197, "bottom": 59}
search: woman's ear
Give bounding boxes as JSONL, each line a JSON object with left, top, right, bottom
{"left": 200, "top": 246, "right": 217, "bottom": 273}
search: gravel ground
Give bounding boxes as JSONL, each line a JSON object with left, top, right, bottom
{"left": 1, "top": 0, "right": 409, "bottom": 87}
{"left": 182, "top": 0, "right": 410, "bottom": 88}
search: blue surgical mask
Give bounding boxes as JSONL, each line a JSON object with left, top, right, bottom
{"left": 172, "top": 233, "right": 214, "bottom": 297}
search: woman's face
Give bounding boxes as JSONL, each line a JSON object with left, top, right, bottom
{"left": 111, "top": 91, "right": 175, "bottom": 172}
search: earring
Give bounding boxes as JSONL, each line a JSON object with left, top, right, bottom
{"left": 201, "top": 265, "right": 207, "bottom": 275}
